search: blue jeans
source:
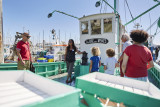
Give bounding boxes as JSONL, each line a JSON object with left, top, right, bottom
{"left": 124, "top": 76, "right": 148, "bottom": 82}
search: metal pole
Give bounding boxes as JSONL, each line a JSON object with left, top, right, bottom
{"left": 113, "top": 0, "right": 120, "bottom": 45}
{"left": 102, "top": 0, "right": 119, "bottom": 15}
{"left": 117, "top": 16, "right": 120, "bottom": 44}
{"left": 0, "top": 0, "right": 4, "bottom": 63}
{"left": 124, "top": 2, "right": 160, "bottom": 26}
{"left": 65, "top": 32, "right": 66, "bottom": 43}
{"left": 114, "top": 0, "right": 117, "bottom": 14}
{"left": 48, "top": 10, "right": 79, "bottom": 19}
{"left": 59, "top": 29, "right": 60, "bottom": 44}
{"left": 43, "top": 30, "right": 44, "bottom": 50}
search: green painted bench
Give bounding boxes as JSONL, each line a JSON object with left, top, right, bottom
{"left": 76, "top": 72, "right": 160, "bottom": 107}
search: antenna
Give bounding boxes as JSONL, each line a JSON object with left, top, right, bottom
{"left": 133, "top": 23, "right": 142, "bottom": 29}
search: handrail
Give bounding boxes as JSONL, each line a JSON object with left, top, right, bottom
{"left": 148, "top": 62, "right": 160, "bottom": 88}
{"left": 0, "top": 60, "right": 159, "bottom": 89}
{"left": 153, "top": 62, "right": 160, "bottom": 71}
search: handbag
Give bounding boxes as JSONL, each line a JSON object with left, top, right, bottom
{"left": 30, "top": 62, "right": 35, "bottom": 73}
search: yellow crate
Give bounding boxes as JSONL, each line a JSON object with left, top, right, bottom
{"left": 48, "top": 59, "right": 54, "bottom": 62}
{"left": 38, "top": 58, "right": 46, "bottom": 60}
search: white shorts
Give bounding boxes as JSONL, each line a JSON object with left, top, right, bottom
{"left": 105, "top": 70, "right": 114, "bottom": 75}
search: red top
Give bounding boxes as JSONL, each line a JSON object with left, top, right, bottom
{"left": 124, "top": 45, "right": 153, "bottom": 78}
{"left": 17, "top": 40, "right": 30, "bottom": 61}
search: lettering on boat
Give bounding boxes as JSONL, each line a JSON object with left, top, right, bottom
{"left": 85, "top": 38, "right": 108, "bottom": 44}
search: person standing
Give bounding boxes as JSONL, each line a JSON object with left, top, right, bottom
{"left": 16, "top": 32, "right": 32, "bottom": 70}
{"left": 104, "top": 48, "right": 117, "bottom": 75}
{"left": 122, "top": 30, "right": 154, "bottom": 82}
{"left": 156, "top": 47, "right": 160, "bottom": 64}
{"left": 116, "top": 33, "right": 132, "bottom": 77}
{"left": 89, "top": 47, "right": 101, "bottom": 73}
{"left": 65, "top": 39, "right": 84, "bottom": 83}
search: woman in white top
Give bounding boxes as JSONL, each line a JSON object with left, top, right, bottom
{"left": 104, "top": 48, "right": 118, "bottom": 75}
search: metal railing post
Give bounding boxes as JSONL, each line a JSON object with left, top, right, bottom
{"left": 0, "top": 0, "right": 4, "bottom": 63}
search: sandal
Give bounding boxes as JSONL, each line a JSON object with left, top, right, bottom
{"left": 66, "top": 80, "right": 69, "bottom": 83}
{"left": 68, "top": 79, "right": 72, "bottom": 83}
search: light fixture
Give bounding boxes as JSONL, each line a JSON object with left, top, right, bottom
{"left": 95, "top": 1, "right": 101, "bottom": 7}
{"left": 48, "top": 13, "right": 52, "bottom": 18}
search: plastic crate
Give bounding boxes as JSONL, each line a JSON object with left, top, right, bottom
{"left": 37, "top": 60, "right": 47, "bottom": 63}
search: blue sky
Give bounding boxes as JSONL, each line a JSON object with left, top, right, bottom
{"left": 2, "top": 0, "right": 160, "bottom": 45}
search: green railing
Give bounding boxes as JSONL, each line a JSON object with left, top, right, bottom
{"left": 74, "top": 64, "right": 120, "bottom": 78}
{"left": 0, "top": 60, "right": 159, "bottom": 89}
{"left": 0, "top": 60, "right": 81, "bottom": 77}
{"left": 148, "top": 62, "right": 160, "bottom": 89}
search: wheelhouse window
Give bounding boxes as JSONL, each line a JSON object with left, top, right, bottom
{"left": 91, "top": 19, "right": 101, "bottom": 35}
{"left": 104, "top": 18, "right": 112, "bottom": 33}
{"left": 81, "top": 21, "right": 89, "bottom": 34}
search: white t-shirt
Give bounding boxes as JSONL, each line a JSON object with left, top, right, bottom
{"left": 122, "top": 40, "right": 132, "bottom": 52}
{"left": 156, "top": 51, "right": 160, "bottom": 62}
{"left": 104, "top": 57, "right": 117, "bottom": 75}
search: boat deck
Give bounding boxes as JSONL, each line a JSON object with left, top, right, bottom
{"left": 0, "top": 82, "right": 51, "bottom": 107}
{"left": 49, "top": 72, "right": 75, "bottom": 87}
{"left": 49, "top": 71, "right": 158, "bottom": 89}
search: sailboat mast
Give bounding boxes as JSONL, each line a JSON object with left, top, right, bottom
{"left": 59, "top": 30, "right": 60, "bottom": 44}
{"left": 43, "top": 30, "right": 45, "bottom": 50}
{"left": 0, "top": 0, "right": 4, "bottom": 63}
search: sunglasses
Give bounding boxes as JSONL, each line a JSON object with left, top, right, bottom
{"left": 26, "top": 36, "right": 30, "bottom": 39}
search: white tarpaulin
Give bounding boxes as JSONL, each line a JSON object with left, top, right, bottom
{"left": 153, "top": 35, "right": 160, "bottom": 46}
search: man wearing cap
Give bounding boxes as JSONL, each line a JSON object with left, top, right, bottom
{"left": 16, "top": 32, "right": 32, "bottom": 70}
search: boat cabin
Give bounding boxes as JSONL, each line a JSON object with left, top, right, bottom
{"left": 79, "top": 13, "right": 124, "bottom": 63}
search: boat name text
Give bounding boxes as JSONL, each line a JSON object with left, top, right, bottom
{"left": 85, "top": 38, "right": 108, "bottom": 44}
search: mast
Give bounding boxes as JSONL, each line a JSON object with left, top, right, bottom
{"left": 43, "top": 30, "right": 45, "bottom": 50}
{"left": 0, "top": 0, "right": 4, "bottom": 63}
{"left": 59, "top": 29, "right": 60, "bottom": 44}
{"left": 114, "top": 0, "right": 120, "bottom": 45}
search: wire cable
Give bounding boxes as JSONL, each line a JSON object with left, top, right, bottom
{"left": 100, "top": 0, "right": 103, "bottom": 13}
{"left": 154, "top": 25, "right": 159, "bottom": 35}
{"left": 103, "top": 0, "right": 108, "bottom": 13}
{"left": 124, "top": 0, "right": 128, "bottom": 31}
{"left": 149, "top": 13, "right": 152, "bottom": 35}
{"left": 124, "top": 0, "right": 135, "bottom": 24}
{"left": 146, "top": 17, "right": 159, "bottom": 31}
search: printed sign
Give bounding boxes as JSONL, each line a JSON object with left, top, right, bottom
{"left": 85, "top": 38, "right": 108, "bottom": 44}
